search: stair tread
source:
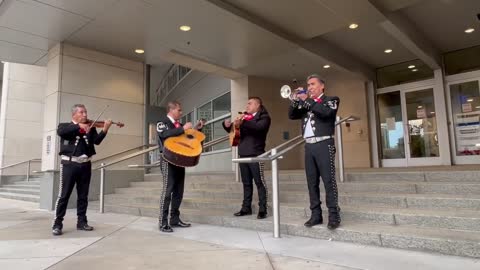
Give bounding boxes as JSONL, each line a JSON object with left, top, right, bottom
{"left": 94, "top": 201, "right": 480, "bottom": 242}
{"left": 100, "top": 195, "right": 480, "bottom": 218}
{"left": 0, "top": 192, "right": 40, "bottom": 198}
{"left": 109, "top": 190, "right": 480, "bottom": 199}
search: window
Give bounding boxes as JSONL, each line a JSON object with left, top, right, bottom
{"left": 180, "top": 111, "right": 193, "bottom": 124}
{"left": 196, "top": 92, "right": 231, "bottom": 152}
{"left": 444, "top": 46, "right": 480, "bottom": 76}
{"left": 376, "top": 59, "right": 433, "bottom": 88}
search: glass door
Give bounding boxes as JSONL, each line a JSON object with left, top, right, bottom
{"left": 378, "top": 87, "right": 441, "bottom": 167}
{"left": 448, "top": 80, "right": 480, "bottom": 164}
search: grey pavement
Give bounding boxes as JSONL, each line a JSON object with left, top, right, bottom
{"left": 0, "top": 198, "right": 479, "bottom": 270}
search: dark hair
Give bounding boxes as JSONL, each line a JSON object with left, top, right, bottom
{"left": 306, "top": 74, "right": 325, "bottom": 85}
{"left": 248, "top": 96, "right": 263, "bottom": 106}
{"left": 167, "top": 101, "right": 181, "bottom": 112}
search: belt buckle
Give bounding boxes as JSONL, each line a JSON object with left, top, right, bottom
{"left": 77, "top": 156, "right": 88, "bottom": 163}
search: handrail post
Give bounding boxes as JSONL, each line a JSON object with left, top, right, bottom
{"left": 100, "top": 163, "right": 106, "bottom": 214}
{"left": 26, "top": 160, "right": 31, "bottom": 182}
{"left": 336, "top": 116, "right": 345, "bottom": 183}
{"left": 271, "top": 148, "right": 281, "bottom": 238}
{"left": 234, "top": 147, "right": 240, "bottom": 182}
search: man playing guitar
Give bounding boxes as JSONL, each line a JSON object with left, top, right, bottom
{"left": 223, "top": 97, "right": 271, "bottom": 219}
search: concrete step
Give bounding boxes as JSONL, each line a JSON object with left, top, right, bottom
{"left": 127, "top": 181, "right": 480, "bottom": 195}
{"left": 90, "top": 201, "right": 480, "bottom": 258}
{"left": 110, "top": 188, "right": 480, "bottom": 210}
{"left": 0, "top": 192, "right": 40, "bottom": 202}
{"left": 0, "top": 187, "right": 40, "bottom": 195}
{"left": 102, "top": 194, "right": 480, "bottom": 231}
{"left": 5, "top": 180, "right": 41, "bottom": 186}
{"left": 1, "top": 184, "right": 41, "bottom": 190}
{"left": 346, "top": 171, "right": 480, "bottom": 182}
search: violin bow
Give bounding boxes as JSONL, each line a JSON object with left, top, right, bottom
{"left": 88, "top": 105, "right": 110, "bottom": 129}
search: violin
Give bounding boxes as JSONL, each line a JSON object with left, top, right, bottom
{"left": 85, "top": 119, "right": 125, "bottom": 128}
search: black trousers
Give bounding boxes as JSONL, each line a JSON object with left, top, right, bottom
{"left": 159, "top": 157, "right": 185, "bottom": 226}
{"left": 53, "top": 161, "right": 92, "bottom": 228}
{"left": 239, "top": 160, "right": 268, "bottom": 212}
{"left": 304, "top": 138, "right": 340, "bottom": 219}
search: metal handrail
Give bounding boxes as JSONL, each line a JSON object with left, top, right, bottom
{"left": 94, "top": 146, "right": 159, "bottom": 170}
{"left": 93, "top": 144, "right": 155, "bottom": 164}
{"left": 0, "top": 158, "right": 41, "bottom": 170}
{"left": 0, "top": 158, "right": 41, "bottom": 182}
{"left": 232, "top": 115, "right": 355, "bottom": 238}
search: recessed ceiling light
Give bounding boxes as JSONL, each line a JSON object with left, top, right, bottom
{"left": 467, "top": 98, "right": 474, "bottom": 102}
{"left": 412, "top": 69, "right": 418, "bottom": 72}
{"left": 465, "top": 28, "right": 475, "bottom": 34}
{"left": 476, "top": 106, "right": 480, "bottom": 109}
{"left": 408, "top": 65, "right": 416, "bottom": 69}
{"left": 418, "top": 105, "right": 423, "bottom": 109}
{"left": 384, "top": 49, "right": 393, "bottom": 54}
{"left": 180, "top": 25, "right": 191, "bottom": 32}
{"left": 135, "top": 49, "right": 144, "bottom": 54}
{"left": 349, "top": 23, "right": 359, "bottom": 29}
{"left": 323, "top": 64, "right": 331, "bottom": 69}
{"left": 430, "top": 112, "right": 435, "bottom": 114}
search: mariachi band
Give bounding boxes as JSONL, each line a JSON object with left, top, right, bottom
{"left": 53, "top": 73, "right": 340, "bottom": 236}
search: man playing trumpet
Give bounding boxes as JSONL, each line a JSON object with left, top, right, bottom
{"left": 287, "top": 74, "right": 341, "bottom": 230}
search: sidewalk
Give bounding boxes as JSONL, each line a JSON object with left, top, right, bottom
{"left": 0, "top": 198, "right": 479, "bottom": 270}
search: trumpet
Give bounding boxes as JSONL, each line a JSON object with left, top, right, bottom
{"left": 280, "top": 85, "right": 308, "bottom": 102}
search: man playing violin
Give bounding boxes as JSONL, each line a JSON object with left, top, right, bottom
{"left": 52, "top": 104, "right": 112, "bottom": 236}
{"left": 223, "top": 97, "right": 271, "bottom": 219}
{"left": 156, "top": 101, "right": 204, "bottom": 233}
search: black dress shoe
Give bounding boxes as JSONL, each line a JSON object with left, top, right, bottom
{"left": 257, "top": 211, "right": 268, "bottom": 219}
{"left": 233, "top": 209, "right": 252, "bottom": 217}
{"left": 304, "top": 217, "right": 323, "bottom": 227}
{"left": 52, "top": 227, "right": 63, "bottom": 236}
{"left": 327, "top": 214, "right": 341, "bottom": 230}
{"left": 159, "top": 224, "right": 174, "bottom": 233}
{"left": 77, "top": 224, "right": 94, "bottom": 231}
{"left": 171, "top": 220, "right": 191, "bottom": 228}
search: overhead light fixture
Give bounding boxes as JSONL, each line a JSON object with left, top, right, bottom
{"left": 430, "top": 112, "right": 435, "bottom": 114}
{"left": 467, "top": 98, "right": 474, "bottom": 102}
{"left": 384, "top": 49, "right": 393, "bottom": 54}
{"left": 476, "top": 106, "right": 480, "bottom": 109}
{"left": 408, "top": 65, "right": 416, "bottom": 69}
{"left": 180, "top": 25, "right": 191, "bottom": 32}
{"left": 465, "top": 28, "right": 475, "bottom": 34}
{"left": 349, "top": 23, "right": 359, "bottom": 29}
{"left": 412, "top": 69, "right": 418, "bottom": 72}
{"left": 418, "top": 105, "right": 423, "bottom": 109}
{"left": 323, "top": 64, "right": 331, "bottom": 69}
{"left": 135, "top": 49, "right": 144, "bottom": 54}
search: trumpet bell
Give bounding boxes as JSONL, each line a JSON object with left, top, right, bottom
{"left": 280, "top": 85, "right": 292, "bottom": 99}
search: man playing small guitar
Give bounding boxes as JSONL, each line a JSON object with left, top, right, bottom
{"left": 156, "top": 101, "right": 204, "bottom": 232}
{"left": 223, "top": 97, "right": 271, "bottom": 219}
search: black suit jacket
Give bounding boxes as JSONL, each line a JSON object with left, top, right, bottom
{"left": 156, "top": 116, "right": 184, "bottom": 152}
{"left": 57, "top": 122, "right": 106, "bottom": 157}
{"left": 288, "top": 95, "right": 340, "bottom": 137}
{"left": 223, "top": 108, "right": 271, "bottom": 157}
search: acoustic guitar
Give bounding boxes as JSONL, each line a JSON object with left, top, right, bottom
{"left": 163, "top": 120, "right": 206, "bottom": 167}
{"left": 229, "top": 112, "right": 244, "bottom": 147}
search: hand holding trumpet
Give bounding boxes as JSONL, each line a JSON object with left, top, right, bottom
{"left": 280, "top": 85, "right": 309, "bottom": 101}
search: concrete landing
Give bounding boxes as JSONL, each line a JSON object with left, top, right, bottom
{"left": 1, "top": 198, "right": 479, "bottom": 270}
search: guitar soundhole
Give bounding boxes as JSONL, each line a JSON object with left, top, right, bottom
{"left": 187, "top": 134, "right": 194, "bottom": 139}
{"left": 176, "top": 142, "right": 194, "bottom": 149}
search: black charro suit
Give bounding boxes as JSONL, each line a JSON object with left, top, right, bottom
{"left": 289, "top": 93, "right": 341, "bottom": 227}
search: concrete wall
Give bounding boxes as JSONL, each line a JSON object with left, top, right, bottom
{"left": 0, "top": 63, "right": 45, "bottom": 176}
{"left": 42, "top": 43, "right": 145, "bottom": 171}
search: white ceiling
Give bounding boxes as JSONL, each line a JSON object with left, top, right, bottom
{"left": 0, "top": 0, "right": 479, "bottom": 81}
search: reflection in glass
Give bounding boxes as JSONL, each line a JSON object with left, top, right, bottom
{"left": 450, "top": 81, "right": 480, "bottom": 156}
{"left": 378, "top": 92, "right": 405, "bottom": 159}
{"left": 405, "top": 89, "right": 439, "bottom": 158}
